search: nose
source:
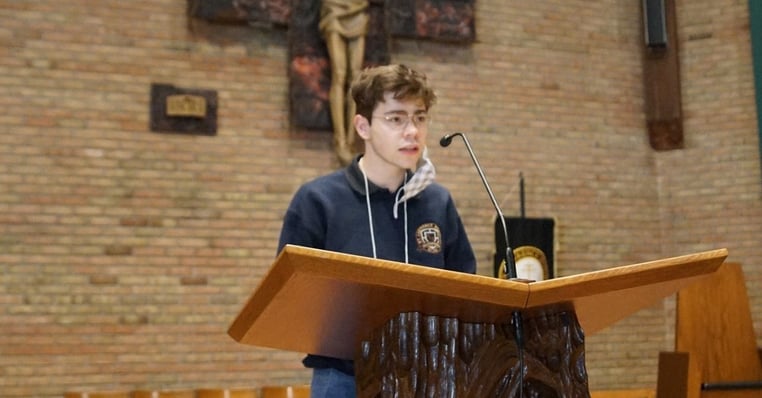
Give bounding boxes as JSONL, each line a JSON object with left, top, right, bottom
{"left": 402, "top": 120, "right": 419, "bottom": 137}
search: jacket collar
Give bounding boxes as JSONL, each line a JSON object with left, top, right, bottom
{"left": 345, "top": 155, "right": 411, "bottom": 196}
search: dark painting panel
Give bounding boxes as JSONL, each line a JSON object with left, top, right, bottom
{"left": 188, "top": 0, "right": 246, "bottom": 24}
{"left": 288, "top": 1, "right": 390, "bottom": 130}
{"left": 387, "top": 0, "right": 475, "bottom": 43}
{"left": 287, "top": 0, "right": 331, "bottom": 130}
{"left": 189, "top": 0, "right": 289, "bottom": 26}
{"left": 233, "top": 0, "right": 291, "bottom": 26}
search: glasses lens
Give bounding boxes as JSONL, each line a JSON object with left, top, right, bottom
{"left": 377, "top": 113, "right": 430, "bottom": 130}
{"left": 387, "top": 115, "right": 406, "bottom": 129}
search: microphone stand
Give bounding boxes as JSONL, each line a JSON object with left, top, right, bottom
{"left": 440, "top": 132, "right": 526, "bottom": 396}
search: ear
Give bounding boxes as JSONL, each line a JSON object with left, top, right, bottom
{"left": 354, "top": 114, "right": 371, "bottom": 140}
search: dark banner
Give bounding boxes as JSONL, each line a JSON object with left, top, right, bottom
{"left": 494, "top": 217, "right": 555, "bottom": 280}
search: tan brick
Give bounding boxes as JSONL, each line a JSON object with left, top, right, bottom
{"left": 0, "top": 0, "right": 760, "bottom": 396}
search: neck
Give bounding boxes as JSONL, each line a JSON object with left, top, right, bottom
{"left": 358, "top": 156, "right": 406, "bottom": 192}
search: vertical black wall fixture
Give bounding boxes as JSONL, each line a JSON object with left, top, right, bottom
{"left": 641, "top": 0, "right": 683, "bottom": 150}
{"left": 750, "top": 0, "right": 762, "bottom": 171}
{"left": 643, "top": 0, "right": 667, "bottom": 48}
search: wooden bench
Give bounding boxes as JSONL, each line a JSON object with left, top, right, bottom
{"left": 196, "top": 387, "right": 258, "bottom": 398}
{"left": 259, "top": 385, "right": 309, "bottom": 398}
{"left": 64, "top": 392, "right": 131, "bottom": 398}
{"left": 590, "top": 389, "right": 655, "bottom": 398}
{"left": 656, "top": 263, "right": 762, "bottom": 398}
{"left": 132, "top": 390, "right": 195, "bottom": 398}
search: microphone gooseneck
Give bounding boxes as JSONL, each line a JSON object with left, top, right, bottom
{"left": 439, "top": 132, "right": 525, "bottom": 395}
{"left": 439, "top": 132, "right": 517, "bottom": 279}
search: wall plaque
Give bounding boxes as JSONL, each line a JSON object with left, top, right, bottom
{"left": 150, "top": 83, "right": 218, "bottom": 135}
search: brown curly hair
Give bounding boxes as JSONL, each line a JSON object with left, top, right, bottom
{"left": 350, "top": 64, "right": 437, "bottom": 122}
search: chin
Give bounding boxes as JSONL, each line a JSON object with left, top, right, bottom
{"left": 395, "top": 152, "right": 421, "bottom": 170}
{"left": 401, "top": 160, "right": 420, "bottom": 171}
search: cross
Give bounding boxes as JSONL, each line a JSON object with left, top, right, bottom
{"left": 189, "top": 0, "right": 476, "bottom": 151}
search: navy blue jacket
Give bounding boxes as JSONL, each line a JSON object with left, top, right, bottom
{"left": 277, "top": 156, "right": 476, "bottom": 374}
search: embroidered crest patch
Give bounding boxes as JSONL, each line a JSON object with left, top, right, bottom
{"left": 416, "top": 223, "right": 442, "bottom": 254}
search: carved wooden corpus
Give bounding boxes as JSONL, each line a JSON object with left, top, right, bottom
{"left": 355, "top": 306, "right": 590, "bottom": 398}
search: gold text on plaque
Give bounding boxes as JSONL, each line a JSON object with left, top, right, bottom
{"left": 166, "top": 94, "right": 207, "bottom": 118}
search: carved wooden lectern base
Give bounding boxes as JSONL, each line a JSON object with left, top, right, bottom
{"left": 356, "top": 306, "right": 590, "bottom": 398}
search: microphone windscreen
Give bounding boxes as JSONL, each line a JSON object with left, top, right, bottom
{"left": 439, "top": 135, "right": 453, "bottom": 147}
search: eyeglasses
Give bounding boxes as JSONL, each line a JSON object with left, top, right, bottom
{"left": 372, "top": 112, "right": 431, "bottom": 131}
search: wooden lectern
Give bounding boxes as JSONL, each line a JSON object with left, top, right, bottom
{"left": 229, "top": 245, "right": 728, "bottom": 397}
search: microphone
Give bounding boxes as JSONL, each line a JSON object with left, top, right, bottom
{"left": 440, "top": 132, "right": 526, "bottom": 394}
{"left": 439, "top": 133, "right": 517, "bottom": 280}
{"left": 439, "top": 134, "right": 456, "bottom": 147}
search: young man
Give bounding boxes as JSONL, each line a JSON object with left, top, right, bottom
{"left": 277, "top": 64, "right": 476, "bottom": 398}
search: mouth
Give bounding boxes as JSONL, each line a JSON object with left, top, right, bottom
{"left": 399, "top": 145, "right": 420, "bottom": 155}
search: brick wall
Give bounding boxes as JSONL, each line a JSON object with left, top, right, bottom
{"left": 0, "top": 0, "right": 760, "bottom": 396}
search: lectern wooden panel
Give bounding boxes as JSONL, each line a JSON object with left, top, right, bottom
{"left": 656, "top": 262, "right": 762, "bottom": 398}
{"left": 228, "top": 246, "right": 727, "bottom": 396}
{"left": 229, "top": 246, "right": 727, "bottom": 358}
{"left": 228, "top": 245, "right": 531, "bottom": 359}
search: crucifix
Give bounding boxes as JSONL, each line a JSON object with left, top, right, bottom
{"left": 189, "top": 0, "right": 476, "bottom": 164}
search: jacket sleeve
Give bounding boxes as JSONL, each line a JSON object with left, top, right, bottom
{"left": 276, "top": 185, "right": 327, "bottom": 255}
{"left": 443, "top": 196, "right": 477, "bottom": 274}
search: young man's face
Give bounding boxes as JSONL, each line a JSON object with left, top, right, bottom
{"left": 356, "top": 92, "right": 429, "bottom": 173}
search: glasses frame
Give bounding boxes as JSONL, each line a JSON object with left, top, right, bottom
{"left": 371, "top": 111, "right": 431, "bottom": 131}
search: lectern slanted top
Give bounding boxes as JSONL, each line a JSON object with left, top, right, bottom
{"left": 228, "top": 245, "right": 727, "bottom": 360}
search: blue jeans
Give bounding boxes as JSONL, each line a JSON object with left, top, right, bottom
{"left": 310, "top": 368, "right": 356, "bottom": 398}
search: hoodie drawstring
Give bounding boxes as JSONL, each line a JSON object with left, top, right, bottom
{"left": 362, "top": 170, "right": 409, "bottom": 264}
